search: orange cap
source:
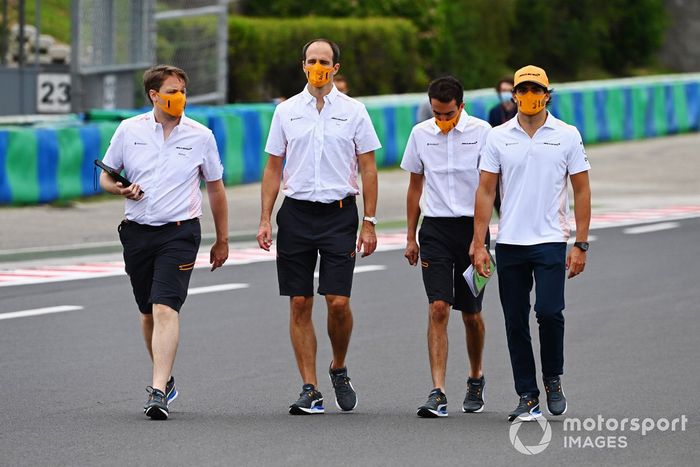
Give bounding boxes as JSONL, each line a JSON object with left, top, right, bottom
{"left": 514, "top": 65, "right": 549, "bottom": 89}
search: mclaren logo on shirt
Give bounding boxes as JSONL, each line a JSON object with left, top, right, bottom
{"left": 427, "top": 142, "right": 440, "bottom": 146}
{"left": 461, "top": 141, "right": 478, "bottom": 145}
{"left": 505, "top": 142, "right": 519, "bottom": 146}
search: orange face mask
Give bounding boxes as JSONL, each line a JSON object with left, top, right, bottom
{"left": 156, "top": 91, "right": 186, "bottom": 117}
{"left": 516, "top": 91, "right": 547, "bottom": 116}
{"left": 435, "top": 111, "right": 461, "bottom": 134}
{"left": 305, "top": 63, "right": 334, "bottom": 88}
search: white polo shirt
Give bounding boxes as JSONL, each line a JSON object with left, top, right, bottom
{"left": 479, "top": 113, "right": 591, "bottom": 245}
{"left": 400, "top": 111, "right": 491, "bottom": 217}
{"left": 264, "top": 85, "right": 381, "bottom": 203}
{"left": 102, "top": 111, "right": 224, "bottom": 226}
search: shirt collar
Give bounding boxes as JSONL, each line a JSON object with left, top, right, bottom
{"left": 508, "top": 111, "right": 556, "bottom": 133}
{"left": 301, "top": 84, "right": 340, "bottom": 106}
{"left": 431, "top": 109, "right": 470, "bottom": 135}
{"left": 149, "top": 109, "right": 185, "bottom": 133}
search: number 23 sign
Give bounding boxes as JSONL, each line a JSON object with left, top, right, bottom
{"left": 37, "top": 73, "right": 71, "bottom": 113}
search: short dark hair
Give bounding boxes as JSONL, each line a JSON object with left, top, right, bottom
{"left": 302, "top": 38, "right": 340, "bottom": 64}
{"left": 143, "top": 65, "right": 188, "bottom": 101}
{"left": 495, "top": 77, "right": 514, "bottom": 93}
{"left": 427, "top": 76, "right": 463, "bottom": 106}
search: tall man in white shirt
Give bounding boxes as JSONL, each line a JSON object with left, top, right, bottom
{"left": 472, "top": 65, "right": 591, "bottom": 422}
{"left": 256, "top": 39, "right": 381, "bottom": 415}
{"left": 402, "top": 76, "right": 492, "bottom": 418}
{"left": 100, "top": 65, "right": 229, "bottom": 420}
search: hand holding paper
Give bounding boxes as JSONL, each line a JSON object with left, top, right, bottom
{"left": 463, "top": 249, "right": 496, "bottom": 298}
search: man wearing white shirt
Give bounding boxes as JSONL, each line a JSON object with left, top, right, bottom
{"left": 256, "top": 39, "right": 381, "bottom": 415}
{"left": 471, "top": 65, "right": 591, "bottom": 422}
{"left": 402, "top": 76, "right": 492, "bottom": 418}
{"left": 100, "top": 65, "right": 229, "bottom": 420}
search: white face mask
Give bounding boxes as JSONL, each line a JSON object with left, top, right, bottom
{"left": 500, "top": 91, "right": 513, "bottom": 102}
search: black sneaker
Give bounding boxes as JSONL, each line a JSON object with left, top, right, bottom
{"left": 329, "top": 365, "right": 358, "bottom": 411}
{"left": 508, "top": 394, "right": 542, "bottom": 422}
{"left": 417, "top": 388, "right": 448, "bottom": 418}
{"left": 544, "top": 376, "right": 567, "bottom": 416}
{"left": 165, "top": 376, "right": 178, "bottom": 406}
{"left": 144, "top": 387, "right": 169, "bottom": 420}
{"left": 462, "top": 376, "right": 485, "bottom": 413}
{"left": 289, "top": 384, "right": 325, "bottom": 415}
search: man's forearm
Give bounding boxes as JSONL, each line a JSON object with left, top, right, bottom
{"left": 573, "top": 185, "right": 591, "bottom": 242}
{"left": 260, "top": 158, "right": 283, "bottom": 222}
{"left": 406, "top": 175, "right": 423, "bottom": 241}
{"left": 473, "top": 186, "right": 495, "bottom": 245}
{"left": 360, "top": 171, "right": 377, "bottom": 218}
{"left": 99, "top": 172, "right": 119, "bottom": 195}
{"left": 358, "top": 153, "right": 378, "bottom": 217}
{"left": 208, "top": 182, "right": 229, "bottom": 242}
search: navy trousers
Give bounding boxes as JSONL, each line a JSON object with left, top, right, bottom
{"left": 495, "top": 242, "right": 566, "bottom": 397}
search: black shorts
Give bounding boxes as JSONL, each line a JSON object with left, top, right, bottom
{"left": 418, "top": 216, "right": 491, "bottom": 313}
{"left": 276, "top": 196, "right": 358, "bottom": 297}
{"left": 118, "top": 218, "right": 201, "bottom": 314}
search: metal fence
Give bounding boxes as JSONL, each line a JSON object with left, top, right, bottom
{"left": 72, "top": 0, "right": 152, "bottom": 74}
{"left": 155, "top": 0, "right": 229, "bottom": 104}
{"left": 70, "top": 0, "right": 154, "bottom": 112}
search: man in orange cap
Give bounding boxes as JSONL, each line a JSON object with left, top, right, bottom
{"left": 471, "top": 65, "right": 591, "bottom": 422}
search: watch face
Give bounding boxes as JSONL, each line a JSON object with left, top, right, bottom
{"left": 575, "top": 242, "right": 589, "bottom": 251}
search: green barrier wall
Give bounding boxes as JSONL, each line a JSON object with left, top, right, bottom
{"left": 1, "top": 74, "right": 699, "bottom": 205}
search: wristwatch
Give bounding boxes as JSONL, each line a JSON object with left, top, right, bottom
{"left": 363, "top": 216, "right": 378, "bottom": 225}
{"left": 573, "top": 241, "right": 589, "bottom": 252}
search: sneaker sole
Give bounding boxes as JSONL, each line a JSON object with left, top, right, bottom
{"left": 289, "top": 405, "right": 325, "bottom": 415}
{"left": 510, "top": 411, "right": 543, "bottom": 422}
{"left": 417, "top": 407, "right": 448, "bottom": 418}
{"left": 462, "top": 405, "right": 484, "bottom": 413}
{"left": 145, "top": 406, "right": 169, "bottom": 420}
{"left": 329, "top": 374, "right": 358, "bottom": 411}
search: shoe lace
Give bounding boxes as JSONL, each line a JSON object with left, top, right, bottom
{"left": 146, "top": 386, "right": 165, "bottom": 401}
{"left": 517, "top": 394, "right": 535, "bottom": 410}
{"left": 331, "top": 373, "right": 352, "bottom": 394}
{"left": 428, "top": 391, "right": 444, "bottom": 404}
{"left": 466, "top": 381, "right": 483, "bottom": 401}
{"left": 544, "top": 378, "right": 562, "bottom": 397}
{"left": 298, "top": 387, "right": 317, "bottom": 401}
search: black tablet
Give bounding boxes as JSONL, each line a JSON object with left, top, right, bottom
{"left": 94, "top": 159, "right": 144, "bottom": 195}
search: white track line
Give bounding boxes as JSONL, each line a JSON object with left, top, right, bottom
{"left": 623, "top": 222, "right": 680, "bottom": 235}
{"left": 188, "top": 283, "right": 250, "bottom": 295}
{"left": 353, "top": 265, "right": 388, "bottom": 274}
{"left": 0, "top": 305, "right": 84, "bottom": 321}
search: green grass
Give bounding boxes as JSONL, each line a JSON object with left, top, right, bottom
{"left": 3, "top": 1, "right": 71, "bottom": 44}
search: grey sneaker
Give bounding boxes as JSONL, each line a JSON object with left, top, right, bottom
{"left": 462, "top": 376, "right": 485, "bottom": 413}
{"left": 544, "top": 376, "right": 567, "bottom": 416}
{"left": 144, "top": 387, "right": 169, "bottom": 420}
{"left": 329, "top": 365, "right": 358, "bottom": 411}
{"left": 417, "top": 388, "right": 448, "bottom": 418}
{"left": 508, "top": 394, "right": 542, "bottom": 422}
{"left": 289, "top": 384, "right": 325, "bottom": 415}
